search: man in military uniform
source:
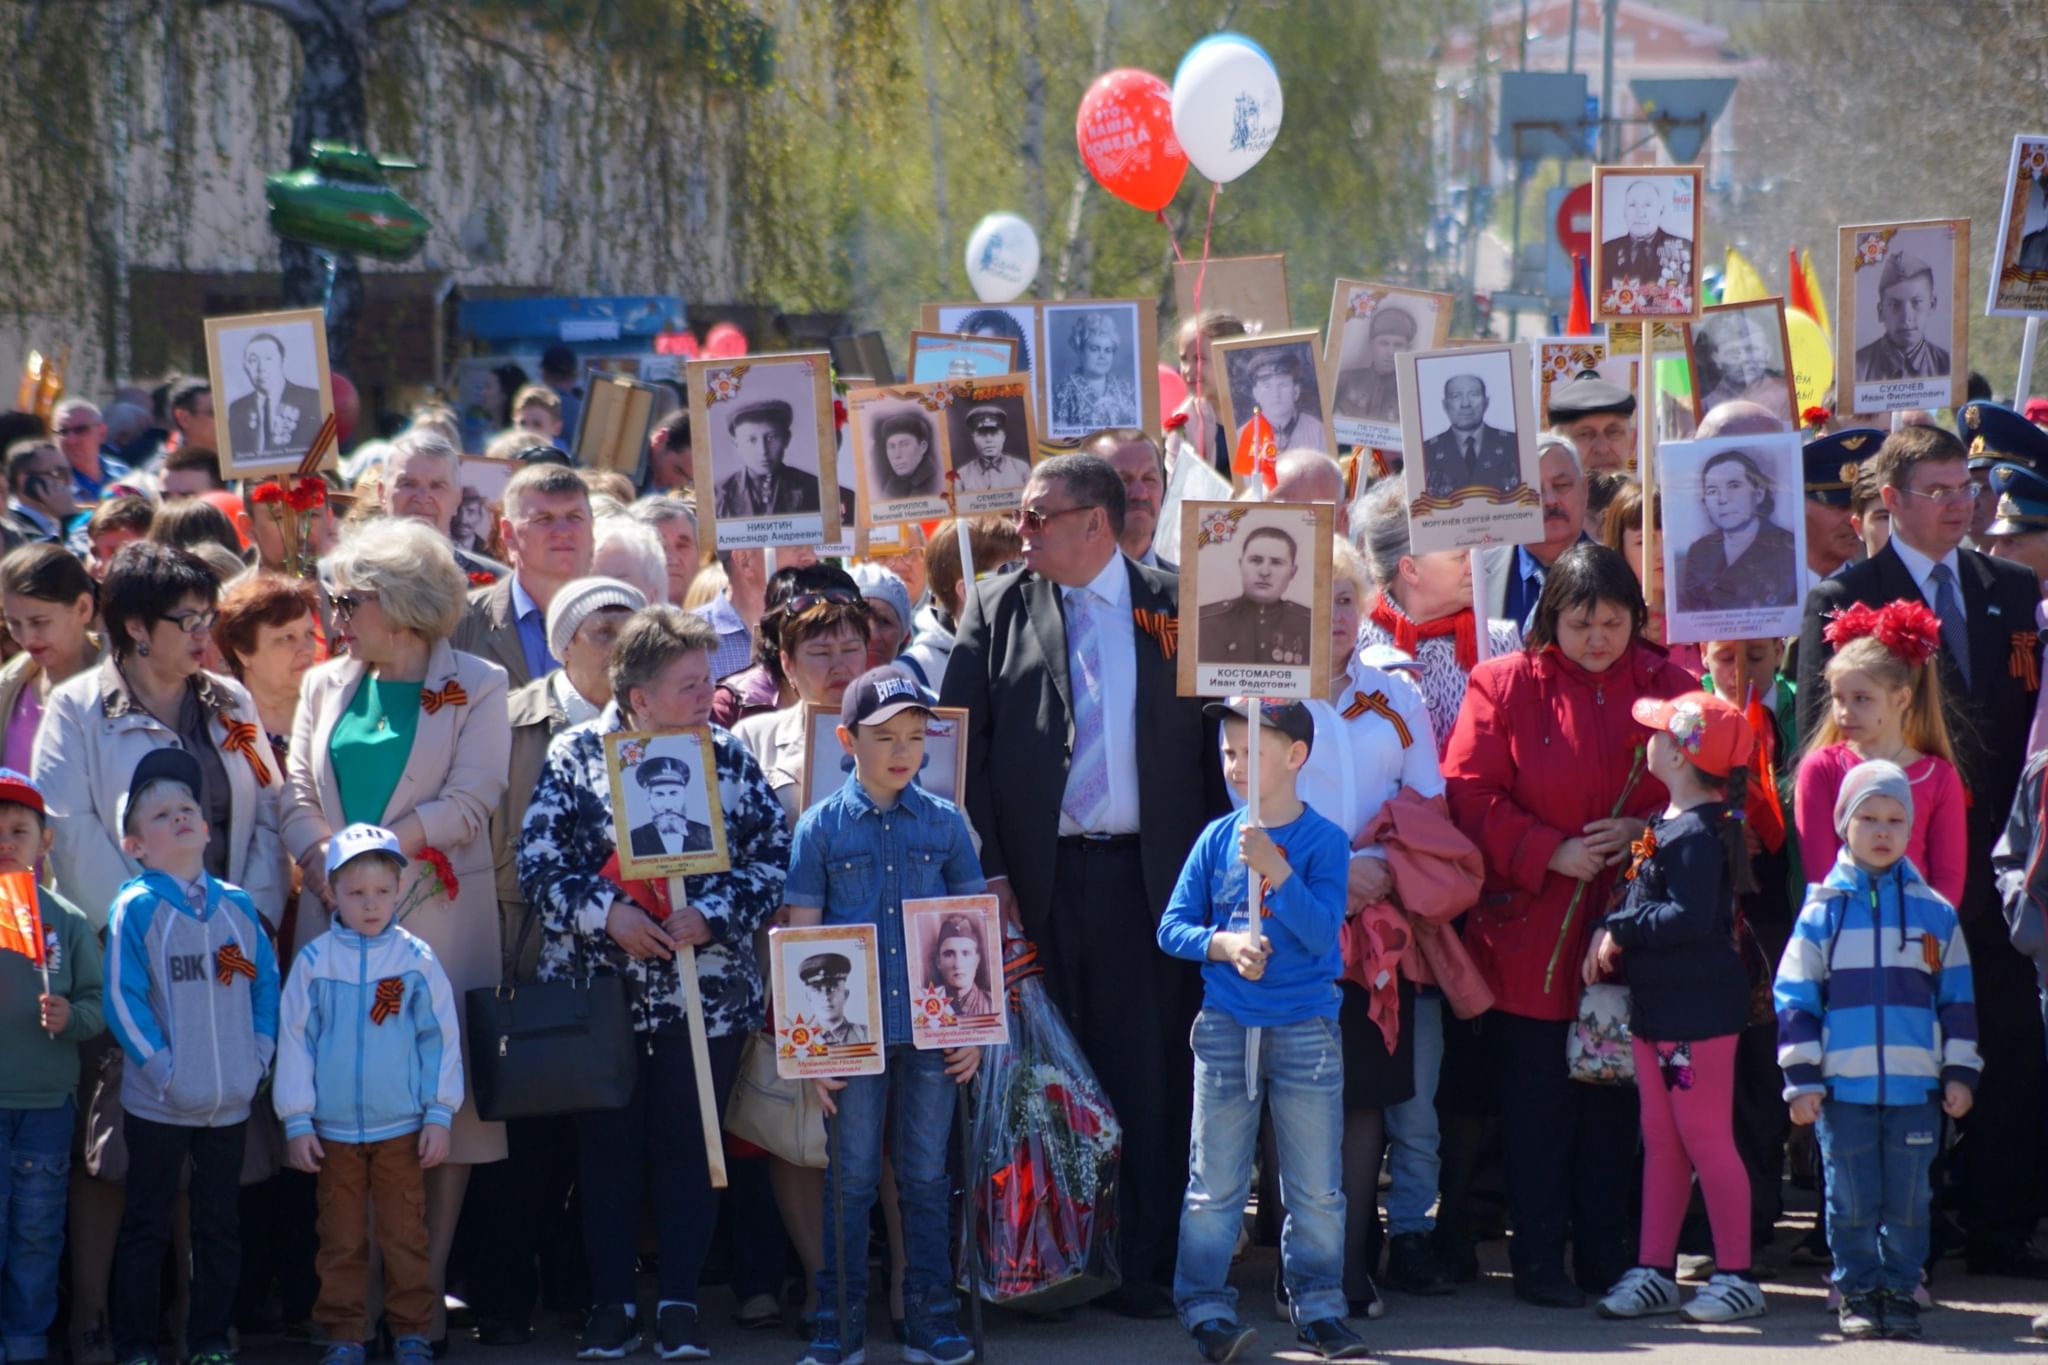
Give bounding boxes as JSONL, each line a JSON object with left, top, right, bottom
{"left": 1545, "top": 370, "right": 1636, "bottom": 474}
{"left": 1240, "top": 351, "right": 1326, "bottom": 454}
{"left": 953, "top": 404, "right": 1032, "bottom": 493}
{"left": 1197, "top": 526, "right": 1314, "bottom": 666}
{"left": 1980, "top": 461, "right": 2048, "bottom": 592}
{"left": 1600, "top": 179, "right": 1682, "bottom": 286}
{"left": 798, "top": 952, "right": 868, "bottom": 1045}
{"left": 713, "top": 399, "right": 824, "bottom": 518}
{"left": 627, "top": 754, "right": 713, "bottom": 856}
{"left": 1334, "top": 304, "right": 1415, "bottom": 427}
{"left": 1698, "top": 311, "right": 1791, "bottom": 419}
{"left": 1855, "top": 250, "right": 1951, "bottom": 382}
{"left": 1422, "top": 374, "right": 1522, "bottom": 497}
{"left": 1799, "top": 427, "right": 1888, "bottom": 595}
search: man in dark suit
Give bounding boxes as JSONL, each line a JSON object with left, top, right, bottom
{"left": 1600, "top": 179, "right": 1682, "bottom": 287}
{"left": 942, "top": 453, "right": 1227, "bottom": 1317}
{"left": 1422, "top": 375, "right": 1521, "bottom": 498}
{"left": 226, "top": 332, "right": 324, "bottom": 462}
{"left": 1090, "top": 429, "right": 1176, "bottom": 571}
{"left": 712, "top": 400, "right": 823, "bottom": 519}
{"left": 1797, "top": 424, "right": 2048, "bottom": 1276}
{"left": 452, "top": 463, "right": 595, "bottom": 690}
{"left": 627, "top": 755, "right": 713, "bottom": 856}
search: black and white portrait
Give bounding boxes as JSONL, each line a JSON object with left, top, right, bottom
{"left": 689, "top": 352, "right": 837, "bottom": 551}
{"left": 1215, "top": 331, "right": 1334, "bottom": 460}
{"left": 1592, "top": 167, "right": 1702, "bottom": 322}
{"left": 455, "top": 457, "right": 513, "bottom": 557}
{"left": 1990, "top": 136, "right": 2048, "bottom": 316}
{"left": 1179, "top": 500, "right": 1331, "bottom": 701}
{"left": 203, "top": 307, "right": 334, "bottom": 478}
{"left": 1689, "top": 301, "right": 1793, "bottom": 422}
{"left": 603, "top": 728, "right": 730, "bottom": 879}
{"left": 1043, "top": 302, "right": 1142, "bottom": 439}
{"left": 769, "top": 924, "right": 885, "bottom": 1077}
{"left": 1397, "top": 342, "right": 1543, "bottom": 553}
{"left": 848, "top": 387, "right": 952, "bottom": 528}
{"left": 1327, "top": 284, "right": 1448, "bottom": 449}
{"left": 905, "top": 897, "right": 1009, "bottom": 1048}
{"left": 1414, "top": 354, "right": 1522, "bottom": 498}
{"left": 1846, "top": 223, "right": 1964, "bottom": 415}
{"left": 943, "top": 378, "right": 1035, "bottom": 513}
{"left": 1658, "top": 432, "right": 1807, "bottom": 644}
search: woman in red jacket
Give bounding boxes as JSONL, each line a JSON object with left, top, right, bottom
{"left": 1442, "top": 542, "right": 1696, "bottom": 1309}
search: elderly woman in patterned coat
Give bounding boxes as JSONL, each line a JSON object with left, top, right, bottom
{"left": 516, "top": 605, "right": 789, "bottom": 1359}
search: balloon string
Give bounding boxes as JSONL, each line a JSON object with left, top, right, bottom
{"left": 1156, "top": 184, "right": 1222, "bottom": 459}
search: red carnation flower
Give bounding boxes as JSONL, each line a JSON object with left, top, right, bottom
{"left": 1163, "top": 411, "right": 1190, "bottom": 433}
{"left": 248, "top": 481, "right": 286, "bottom": 505}
{"left": 1801, "top": 405, "right": 1832, "bottom": 428}
{"left": 419, "top": 846, "right": 459, "bottom": 900}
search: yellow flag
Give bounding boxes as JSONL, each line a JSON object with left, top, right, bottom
{"left": 1799, "top": 248, "right": 1832, "bottom": 341}
{"left": 1722, "top": 247, "right": 1769, "bottom": 304}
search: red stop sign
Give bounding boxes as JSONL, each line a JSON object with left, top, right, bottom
{"left": 1556, "top": 182, "right": 1593, "bottom": 258}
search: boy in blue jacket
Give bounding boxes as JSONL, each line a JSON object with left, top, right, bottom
{"left": 275, "top": 825, "right": 463, "bottom": 1365}
{"left": 106, "top": 749, "right": 280, "bottom": 1365}
{"left": 1157, "top": 699, "right": 1363, "bottom": 1363}
{"left": 1775, "top": 760, "right": 1978, "bottom": 1342}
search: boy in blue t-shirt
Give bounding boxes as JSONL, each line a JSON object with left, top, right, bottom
{"left": 785, "top": 668, "right": 985, "bottom": 1365}
{"left": 1157, "top": 699, "right": 1364, "bottom": 1363}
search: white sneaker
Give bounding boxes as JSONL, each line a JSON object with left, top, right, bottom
{"left": 1682, "top": 1273, "right": 1767, "bottom": 1323}
{"left": 1597, "top": 1267, "right": 1681, "bottom": 1319}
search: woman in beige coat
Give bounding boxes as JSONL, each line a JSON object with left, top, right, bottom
{"left": 282, "top": 519, "right": 510, "bottom": 1345}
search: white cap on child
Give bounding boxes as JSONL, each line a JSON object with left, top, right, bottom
{"left": 325, "top": 823, "right": 408, "bottom": 879}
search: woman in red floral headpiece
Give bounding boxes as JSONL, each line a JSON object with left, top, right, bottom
{"left": 1793, "top": 599, "right": 1966, "bottom": 905}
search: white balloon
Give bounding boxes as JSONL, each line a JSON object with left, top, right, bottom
{"left": 1170, "top": 33, "right": 1284, "bottom": 185}
{"left": 964, "top": 213, "right": 1040, "bottom": 303}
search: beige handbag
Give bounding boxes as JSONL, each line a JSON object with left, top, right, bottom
{"left": 723, "top": 1030, "right": 827, "bottom": 1169}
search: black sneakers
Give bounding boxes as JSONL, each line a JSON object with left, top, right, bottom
{"left": 577, "top": 1306, "right": 642, "bottom": 1360}
{"left": 1386, "top": 1233, "right": 1455, "bottom": 1296}
{"left": 653, "top": 1305, "right": 708, "bottom": 1361}
{"left": 1296, "top": 1318, "right": 1371, "bottom": 1360}
{"left": 1190, "top": 1321, "right": 1255, "bottom": 1363}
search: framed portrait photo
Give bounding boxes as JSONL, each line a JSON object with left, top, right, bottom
{"left": 687, "top": 351, "right": 841, "bottom": 553}
{"left": 1325, "top": 282, "right": 1452, "bottom": 451}
{"left": 907, "top": 330, "right": 1021, "bottom": 384}
{"left": 797, "top": 702, "right": 969, "bottom": 815}
{"left": 203, "top": 307, "right": 336, "bottom": 479}
{"left": 847, "top": 383, "right": 954, "bottom": 528}
{"left": 923, "top": 303, "right": 1040, "bottom": 424}
{"left": 1685, "top": 298, "right": 1796, "bottom": 425}
{"left": 942, "top": 372, "right": 1037, "bottom": 515}
{"left": 1174, "top": 254, "right": 1291, "bottom": 336}
{"left": 1533, "top": 337, "right": 1638, "bottom": 426}
{"left": 1591, "top": 165, "right": 1704, "bottom": 324}
{"left": 902, "top": 896, "right": 1009, "bottom": 1049}
{"left": 1176, "top": 500, "right": 1333, "bottom": 701}
{"left": 1398, "top": 342, "right": 1543, "bottom": 554}
{"left": 1988, "top": 135, "right": 2048, "bottom": 317}
{"left": 769, "top": 925, "right": 885, "bottom": 1079}
{"left": 574, "top": 372, "right": 663, "bottom": 481}
{"left": 1838, "top": 219, "right": 1970, "bottom": 415}
{"left": 1040, "top": 299, "right": 1159, "bottom": 442}
{"left": 1656, "top": 431, "right": 1808, "bottom": 645}
{"left": 453, "top": 457, "right": 514, "bottom": 561}
{"left": 602, "top": 728, "right": 731, "bottom": 881}
{"left": 1214, "top": 330, "right": 1336, "bottom": 464}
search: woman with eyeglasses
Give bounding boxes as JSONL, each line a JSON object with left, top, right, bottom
{"left": 280, "top": 518, "right": 512, "bottom": 1350}
{"left": 709, "top": 563, "right": 865, "bottom": 730}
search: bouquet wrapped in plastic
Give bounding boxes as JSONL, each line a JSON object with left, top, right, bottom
{"left": 957, "top": 935, "right": 1123, "bottom": 1311}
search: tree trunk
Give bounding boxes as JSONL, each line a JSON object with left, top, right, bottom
{"left": 271, "top": 2, "right": 374, "bottom": 371}
{"left": 1015, "top": 0, "right": 1048, "bottom": 297}
{"left": 917, "top": 0, "right": 951, "bottom": 290}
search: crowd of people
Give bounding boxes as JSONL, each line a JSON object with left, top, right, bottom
{"left": 2, "top": 335, "right": 2048, "bottom": 1365}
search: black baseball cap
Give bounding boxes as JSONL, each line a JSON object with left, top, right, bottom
{"left": 119, "top": 747, "right": 205, "bottom": 835}
{"left": 841, "top": 666, "right": 933, "bottom": 730}
{"left": 1202, "top": 697, "right": 1315, "bottom": 753}
{"left": 514, "top": 442, "right": 573, "bottom": 467}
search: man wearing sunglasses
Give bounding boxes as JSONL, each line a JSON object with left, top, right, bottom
{"left": 942, "top": 452, "right": 1227, "bottom": 1320}
{"left": 51, "top": 399, "right": 131, "bottom": 504}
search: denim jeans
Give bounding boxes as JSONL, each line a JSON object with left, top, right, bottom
{"left": 1817, "top": 1098, "right": 1941, "bottom": 1296}
{"left": 1383, "top": 992, "right": 1444, "bottom": 1236}
{"left": 819, "top": 1045, "right": 958, "bottom": 1334}
{"left": 1, "top": 1102, "right": 73, "bottom": 1363}
{"left": 1175, "top": 1009, "right": 1346, "bottom": 1329}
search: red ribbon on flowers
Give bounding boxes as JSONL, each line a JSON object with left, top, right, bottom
{"left": 220, "top": 718, "right": 274, "bottom": 787}
{"left": 420, "top": 681, "right": 468, "bottom": 714}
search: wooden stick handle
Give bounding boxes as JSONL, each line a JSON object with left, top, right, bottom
{"left": 668, "top": 876, "right": 728, "bottom": 1190}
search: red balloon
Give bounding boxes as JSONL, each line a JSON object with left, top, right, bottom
{"left": 328, "top": 372, "right": 359, "bottom": 442}
{"left": 1157, "top": 362, "right": 1189, "bottom": 419}
{"left": 703, "top": 322, "right": 749, "bottom": 359}
{"left": 1075, "top": 68, "right": 1187, "bottom": 213}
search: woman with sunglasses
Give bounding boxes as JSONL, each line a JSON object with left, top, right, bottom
{"left": 281, "top": 518, "right": 512, "bottom": 1351}
{"left": 709, "top": 564, "right": 865, "bottom": 729}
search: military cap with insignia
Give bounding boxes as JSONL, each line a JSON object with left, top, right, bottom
{"left": 1247, "top": 351, "right": 1303, "bottom": 382}
{"left": 799, "top": 952, "right": 852, "bottom": 986}
{"left": 1957, "top": 400, "right": 2048, "bottom": 476}
{"left": 635, "top": 754, "right": 692, "bottom": 788}
{"left": 966, "top": 404, "right": 1008, "bottom": 432}
{"left": 1801, "top": 427, "right": 1887, "bottom": 508}
{"left": 726, "top": 399, "right": 793, "bottom": 436}
{"left": 1877, "top": 249, "right": 1937, "bottom": 296}
{"left": 1985, "top": 461, "right": 2048, "bottom": 537}
{"left": 1368, "top": 306, "right": 1418, "bottom": 342}
{"left": 1546, "top": 370, "right": 1636, "bottom": 423}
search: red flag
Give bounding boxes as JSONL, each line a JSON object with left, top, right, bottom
{"left": 1232, "top": 408, "right": 1279, "bottom": 491}
{"left": 599, "top": 850, "right": 675, "bottom": 921}
{"left": 1565, "top": 252, "right": 1592, "bottom": 337}
{"left": 0, "top": 869, "right": 44, "bottom": 966}
{"left": 1743, "top": 687, "right": 1786, "bottom": 854}
{"left": 1786, "top": 248, "right": 1819, "bottom": 322}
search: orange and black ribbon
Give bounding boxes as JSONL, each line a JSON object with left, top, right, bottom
{"left": 370, "top": 977, "right": 404, "bottom": 1025}
{"left": 420, "top": 681, "right": 469, "bottom": 715}
{"left": 1625, "top": 828, "right": 1659, "bottom": 883}
{"left": 1133, "top": 608, "right": 1179, "bottom": 661}
{"left": 1342, "top": 690, "right": 1413, "bottom": 749}
{"left": 2012, "top": 631, "right": 2040, "bottom": 692}
{"left": 1922, "top": 932, "right": 1943, "bottom": 973}
{"left": 220, "top": 719, "right": 273, "bottom": 787}
{"left": 216, "top": 942, "right": 259, "bottom": 986}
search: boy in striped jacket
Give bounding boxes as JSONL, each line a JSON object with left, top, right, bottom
{"left": 1775, "top": 760, "right": 1979, "bottom": 1342}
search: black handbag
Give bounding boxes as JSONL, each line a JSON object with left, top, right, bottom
{"left": 464, "top": 903, "right": 637, "bottom": 1121}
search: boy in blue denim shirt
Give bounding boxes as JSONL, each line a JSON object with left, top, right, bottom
{"left": 785, "top": 669, "right": 985, "bottom": 1365}
{"left": 1157, "top": 700, "right": 1363, "bottom": 1363}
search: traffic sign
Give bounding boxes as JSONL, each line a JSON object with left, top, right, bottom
{"left": 1555, "top": 183, "right": 1593, "bottom": 259}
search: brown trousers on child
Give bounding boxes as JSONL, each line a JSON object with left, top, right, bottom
{"left": 314, "top": 1133, "right": 435, "bottom": 1341}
